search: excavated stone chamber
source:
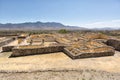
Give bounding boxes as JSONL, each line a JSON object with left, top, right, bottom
{"left": 63, "top": 40, "right": 115, "bottom": 59}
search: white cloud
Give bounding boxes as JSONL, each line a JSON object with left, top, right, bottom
{"left": 111, "top": 20, "right": 120, "bottom": 22}
{"left": 80, "top": 19, "right": 120, "bottom": 29}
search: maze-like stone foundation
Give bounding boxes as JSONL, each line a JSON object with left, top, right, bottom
{"left": 63, "top": 40, "right": 115, "bottom": 59}
{"left": 1, "top": 33, "right": 116, "bottom": 59}
{"left": 63, "top": 47, "right": 114, "bottom": 59}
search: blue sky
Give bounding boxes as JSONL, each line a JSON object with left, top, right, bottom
{"left": 0, "top": 0, "right": 120, "bottom": 28}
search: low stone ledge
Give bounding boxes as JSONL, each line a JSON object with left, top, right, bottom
{"left": 11, "top": 45, "right": 64, "bottom": 57}
{"left": 2, "top": 46, "right": 15, "bottom": 52}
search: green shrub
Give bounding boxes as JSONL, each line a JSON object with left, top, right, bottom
{"left": 58, "top": 29, "right": 68, "bottom": 34}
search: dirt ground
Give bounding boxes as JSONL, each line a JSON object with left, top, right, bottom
{"left": 0, "top": 50, "right": 120, "bottom": 80}
{"left": 0, "top": 70, "right": 120, "bottom": 80}
{"left": 0, "top": 51, "right": 120, "bottom": 73}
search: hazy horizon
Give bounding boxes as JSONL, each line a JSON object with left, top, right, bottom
{"left": 0, "top": 0, "right": 120, "bottom": 28}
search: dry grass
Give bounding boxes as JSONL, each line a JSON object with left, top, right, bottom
{"left": 85, "top": 33, "right": 109, "bottom": 40}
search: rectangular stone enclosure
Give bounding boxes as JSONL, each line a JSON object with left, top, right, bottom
{"left": 63, "top": 47, "right": 115, "bottom": 59}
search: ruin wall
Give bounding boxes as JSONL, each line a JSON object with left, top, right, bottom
{"left": 106, "top": 39, "right": 120, "bottom": 51}
{"left": 63, "top": 48, "right": 115, "bottom": 59}
{"left": 2, "top": 46, "right": 15, "bottom": 52}
{"left": 11, "top": 46, "right": 64, "bottom": 57}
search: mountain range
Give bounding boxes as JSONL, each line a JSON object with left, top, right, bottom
{"left": 0, "top": 21, "right": 119, "bottom": 30}
{"left": 0, "top": 21, "right": 87, "bottom": 30}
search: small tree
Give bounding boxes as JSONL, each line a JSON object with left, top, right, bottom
{"left": 58, "top": 29, "right": 68, "bottom": 34}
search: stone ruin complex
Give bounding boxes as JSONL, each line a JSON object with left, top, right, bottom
{"left": 0, "top": 33, "right": 119, "bottom": 59}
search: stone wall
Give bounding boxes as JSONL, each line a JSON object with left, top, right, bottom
{"left": 2, "top": 46, "right": 15, "bottom": 52}
{"left": 0, "top": 37, "right": 15, "bottom": 47}
{"left": 63, "top": 48, "right": 115, "bottom": 59}
{"left": 106, "top": 39, "right": 120, "bottom": 51}
{"left": 11, "top": 45, "right": 64, "bottom": 57}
